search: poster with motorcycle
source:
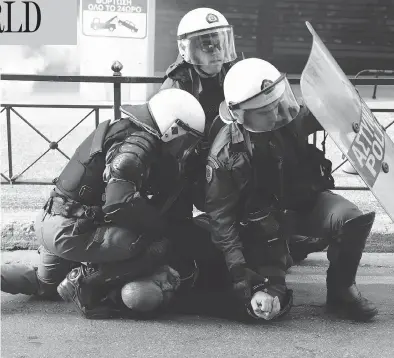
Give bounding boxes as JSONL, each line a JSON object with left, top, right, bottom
{"left": 300, "top": 21, "right": 394, "bottom": 222}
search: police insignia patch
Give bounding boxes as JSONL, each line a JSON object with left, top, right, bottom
{"left": 261, "top": 79, "right": 274, "bottom": 93}
{"left": 206, "top": 164, "right": 213, "bottom": 183}
{"left": 206, "top": 13, "right": 219, "bottom": 24}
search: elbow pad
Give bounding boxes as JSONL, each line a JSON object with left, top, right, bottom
{"left": 108, "top": 131, "right": 159, "bottom": 190}
{"left": 103, "top": 182, "right": 167, "bottom": 237}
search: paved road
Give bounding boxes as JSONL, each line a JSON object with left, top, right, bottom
{"left": 2, "top": 253, "right": 394, "bottom": 358}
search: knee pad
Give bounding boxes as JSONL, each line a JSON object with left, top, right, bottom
{"left": 121, "top": 265, "right": 180, "bottom": 313}
{"left": 336, "top": 211, "right": 375, "bottom": 247}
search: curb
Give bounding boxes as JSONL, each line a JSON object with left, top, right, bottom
{"left": 2, "top": 250, "right": 394, "bottom": 269}
{"left": 298, "top": 252, "right": 394, "bottom": 268}
{"left": 1, "top": 218, "right": 394, "bottom": 252}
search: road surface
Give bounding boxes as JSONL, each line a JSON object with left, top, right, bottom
{"left": 2, "top": 252, "right": 394, "bottom": 358}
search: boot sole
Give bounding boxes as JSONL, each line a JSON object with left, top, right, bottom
{"left": 57, "top": 282, "right": 88, "bottom": 317}
{"left": 57, "top": 281, "right": 74, "bottom": 303}
{"left": 326, "top": 303, "right": 378, "bottom": 322}
{"left": 57, "top": 282, "right": 118, "bottom": 320}
{"left": 85, "top": 307, "right": 121, "bottom": 320}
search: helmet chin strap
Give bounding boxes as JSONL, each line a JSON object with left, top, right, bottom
{"left": 193, "top": 64, "right": 220, "bottom": 78}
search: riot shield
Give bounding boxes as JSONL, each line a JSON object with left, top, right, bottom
{"left": 300, "top": 21, "right": 394, "bottom": 222}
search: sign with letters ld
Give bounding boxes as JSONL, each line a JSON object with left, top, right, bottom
{"left": 0, "top": 0, "right": 77, "bottom": 45}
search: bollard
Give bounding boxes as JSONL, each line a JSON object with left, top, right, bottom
{"left": 112, "top": 60, "right": 123, "bottom": 120}
{"left": 6, "top": 106, "right": 13, "bottom": 182}
{"left": 372, "top": 72, "right": 378, "bottom": 99}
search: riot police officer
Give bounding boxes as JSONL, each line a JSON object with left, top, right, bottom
{"left": 204, "top": 58, "right": 378, "bottom": 322}
{"left": 160, "top": 8, "right": 325, "bottom": 263}
{"left": 161, "top": 7, "right": 237, "bottom": 128}
{"left": 1, "top": 88, "right": 207, "bottom": 319}
{"left": 159, "top": 8, "right": 238, "bottom": 213}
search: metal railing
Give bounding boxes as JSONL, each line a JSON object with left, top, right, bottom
{"left": 1, "top": 61, "right": 394, "bottom": 190}
{"left": 1, "top": 62, "right": 162, "bottom": 185}
{"left": 354, "top": 69, "right": 394, "bottom": 100}
{"left": 1, "top": 104, "right": 108, "bottom": 185}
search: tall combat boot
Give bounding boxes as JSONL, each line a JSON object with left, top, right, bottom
{"left": 57, "top": 238, "right": 169, "bottom": 319}
{"left": 56, "top": 264, "right": 117, "bottom": 319}
{"left": 326, "top": 212, "right": 378, "bottom": 321}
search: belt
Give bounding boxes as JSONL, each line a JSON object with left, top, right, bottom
{"left": 43, "top": 193, "right": 102, "bottom": 220}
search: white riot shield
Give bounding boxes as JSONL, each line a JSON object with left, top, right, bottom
{"left": 300, "top": 21, "right": 394, "bottom": 222}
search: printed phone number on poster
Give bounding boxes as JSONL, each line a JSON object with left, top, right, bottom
{"left": 84, "top": 0, "right": 146, "bottom": 13}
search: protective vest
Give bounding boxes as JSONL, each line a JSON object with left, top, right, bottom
{"left": 54, "top": 105, "right": 158, "bottom": 206}
{"left": 245, "top": 119, "right": 334, "bottom": 213}
{"left": 163, "top": 56, "right": 233, "bottom": 128}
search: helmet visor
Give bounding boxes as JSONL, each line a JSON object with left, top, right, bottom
{"left": 230, "top": 76, "right": 300, "bottom": 132}
{"left": 178, "top": 26, "right": 237, "bottom": 66}
{"left": 161, "top": 119, "right": 204, "bottom": 174}
{"left": 161, "top": 118, "right": 204, "bottom": 143}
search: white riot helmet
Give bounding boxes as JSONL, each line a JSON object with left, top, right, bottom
{"left": 148, "top": 88, "right": 205, "bottom": 173}
{"left": 219, "top": 58, "right": 300, "bottom": 132}
{"left": 177, "top": 8, "right": 237, "bottom": 66}
{"left": 148, "top": 88, "right": 205, "bottom": 141}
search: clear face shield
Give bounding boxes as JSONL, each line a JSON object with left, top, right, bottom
{"left": 228, "top": 75, "right": 301, "bottom": 133}
{"left": 161, "top": 119, "right": 204, "bottom": 176}
{"left": 178, "top": 26, "right": 237, "bottom": 66}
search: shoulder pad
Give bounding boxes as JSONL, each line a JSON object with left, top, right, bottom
{"left": 168, "top": 66, "right": 191, "bottom": 83}
{"left": 104, "top": 118, "right": 139, "bottom": 149}
{"left": 124, "top": 131, "right": 159, "bottom": 153}
{"left": 209, "top": 125, "right": 232, "bottom": 160}
{"left": 108, "top": 131, "right": 159, "bottom": 188}
{"left": 165, "top": 55, "right": 189, "bottom": 80}
{"left": 207, "top": 115, "right": 225, "bottom": 145}
{"left": 223, "top": 61, "right": 235, "bottom": 72}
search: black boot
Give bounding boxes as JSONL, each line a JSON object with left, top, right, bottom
{"left": 326, "top": 212, "right": 378, "bottom": 321}
{"left": 57, "top": 265, "right": 120, "bottom": 319}
{"left": 326, "top": 282, "right": 378, "bottom": 321}
{"left": 58, "top": 238, "right": 170, "bottom": 319}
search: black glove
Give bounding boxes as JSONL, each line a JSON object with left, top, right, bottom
{"left": 230, "top": 264, "right": 263, "bottom": 303}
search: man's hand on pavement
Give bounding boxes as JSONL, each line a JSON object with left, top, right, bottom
{"left": 250, "top": 291, "right": 281, "bottom": 320}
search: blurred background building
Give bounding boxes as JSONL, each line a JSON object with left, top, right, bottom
{"left": 1, "top": 0, "right": 393, "bottom": 102}
{"left": 155, "top": 0, "right": 393, "bottom": 75}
